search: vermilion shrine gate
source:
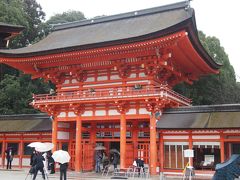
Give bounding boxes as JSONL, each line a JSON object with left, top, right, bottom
{"left": 0, "top": 2, "right": 220, "bottom": 175}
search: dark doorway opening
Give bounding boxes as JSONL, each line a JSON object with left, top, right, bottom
{"left": 110, "top": 142, "right": 120, "bottom": 152}
{"left": 232, "top": 144, "right": 240, "bottom": 154}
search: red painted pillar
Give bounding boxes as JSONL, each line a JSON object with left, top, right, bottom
{"left": 132, "top": 121, "right": 138, "bottom": 159}
{"left": 120, "top": 113, "right": 126, "bottom": 169}
{"left": 150, "top": 114, "right": 157, "bottom": 175}
{"left": 75, "top": 116, "right": 82, "bottom": 171}
{"left": 52, "top": 116, "right": 58, "bottom": 152}
{"left": 68, "top": 123, "right": 74, "bottom": 153}
{"left": 220, "top": 132, "right": 225, "bottom": 163}
{"left": 19, "top": 136, "right": 23, "bottom": 168}
{"left": 90, "top": 122, "right": 96, "bottom": 145}
{"left": 159, "top": 132, "right": 164, "bottom": 172}
{"left": 1, "top": 138, "right": 6, "bottom": 168}
{"left": 188, "top": 131, "right": 193, "bottom": 166}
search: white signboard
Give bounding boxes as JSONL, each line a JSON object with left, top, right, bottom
{"left": 184, "top": 149, "right": 194, "bottom": 158}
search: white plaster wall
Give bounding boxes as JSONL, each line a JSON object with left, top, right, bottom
{"left": 192, "top": 135, "right": 220, "bottom": 139}
{"left": 139, "top": 72, "right": 146, "bottom": 77}
{"left": 164, "top": 131, "right": 188, "bottom": 134}
{"left": 139, "top": 108, "right": 150, "bottom": 115}
{"left": 95, "top": 110, "right": 106, "bottom": 116}
{"left": 72, "top": 79, "right": 78, "bottom": 83}
{"left": 114, "top": 132, "right": 120, "bottom": 137}
{"left": 163, "top": 136, "right": 189, "bottom": 139}
{"left": 82, "top": 111, "right": 93, "bottom": 117}
{"left": 86, "top": 77, "right": 95, "bottom": 82}
{"left": 164, "top": 142, "right": 189, "bottom": 145}
{"left": 224, "top": 130, "right": 240, "bottom": 133}
{"left": 68, "top": 111, "right": 77, "bottom": 117}
{"left": 193, "top": 142, "right": 220, "bottom": 146}
{"left": 57, "top": 131, "right": 69, "bottom": 140}
{"left": 58, "top": 122, "right": 70, "bottom": 128}
{"left": 129, "top": 73, "right": 137, "bottom": 78}
{"left": 126, "top": 109, "right": 136, "bottom": 115}
{"left": 108, "top": 110, "right": 120, "bottom": 115}
{"left": 22, "top": 158, "right": 30, "bottom": 166}
{"left": 84, "top": 82, "right": 122, "bottom": 87}
{"left": 126, "top": 80, "right": 149, "bottom": 84}
{"left": 12, "top": 158, "right": 19, "bottom": 165}
{"left": 110, "top": 75, "right": 120, "bottom": 80}
{"left": 63, "top": 79, "right": 70, "bottom": 84}
{"left": 192, "top": 130, "right": 218, "bottom": 134}
{"left": 97, "top": 76, "right": 108, "bottom": 81}
{"left": 58, "top": 112, "right": 67, "bottom": 117}
{"left": 61, "top": 86, "right": 79, "bottom": 89}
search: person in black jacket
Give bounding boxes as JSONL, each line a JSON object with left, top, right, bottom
{"left": 59, "top": 163, "right": 68, "bottom": 180}
{"left": 5, "top": 147, "right": 14, "bottom": 169}
{"left": 32, "top": 151, "right": 45, "bottom": 180}
{"left": 30, "top": 150, "right": 37, "bottom": 167}
{"left": 47, "top": 151, "right": 55, "bottom": 174}
{"left": 112, "top": 153, "right": 118, "bottom": 170}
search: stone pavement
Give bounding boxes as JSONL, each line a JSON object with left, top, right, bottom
{"left": 0, "top": 168, "right": 212, "bottom": 180}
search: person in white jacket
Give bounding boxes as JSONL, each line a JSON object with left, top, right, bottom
{"left": 42, "top": 152, "right": 49, "bottom": 174}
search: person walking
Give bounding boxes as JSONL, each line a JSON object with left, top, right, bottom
{"left": 5, "top": 147, "right": 14, "bottom": 169}
{"left": 59, "top": 162, "right": 68, "bottom": 180}
{"left": 32, "top": 151, "right": 46, "bottom": 180}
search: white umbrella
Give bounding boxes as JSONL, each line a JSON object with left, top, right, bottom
{"left": 28, "top": 142, "right": 42, "bottom": 148}
{"left": 110, "top": 149, "right": 120, "bottom": 155}
{"left": 35, "top": 142, "right": 54, "bottom": 152}
{"left": 94, "top": 146, "right": 106, "bottom": 151}
{"left": 52, "top": 150, "right": 70, "bottom": 164}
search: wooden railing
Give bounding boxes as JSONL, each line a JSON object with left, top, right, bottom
{"left": 32, "top": 86, "right": 191, "bottom": 106}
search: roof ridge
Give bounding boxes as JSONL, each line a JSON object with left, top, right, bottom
{"left": 164, "top": 104, "right": 240, "bottom": 114}
{"left": 53, "top": 1, "right": 189, "bottom": 31}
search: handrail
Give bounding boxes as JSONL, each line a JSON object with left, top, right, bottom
{"left": 32, "top": 86, "right": 191, "bottom": 105}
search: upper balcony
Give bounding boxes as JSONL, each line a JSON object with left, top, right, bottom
{"left": 31, "top": 85, "right": 191, "bottom": 107}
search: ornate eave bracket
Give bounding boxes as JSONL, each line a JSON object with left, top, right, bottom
{"left": 70, "top": 104, "right": 85, "bottom": 116}
{"left": 115, "top": 101, "right": 130, "bottom": 114}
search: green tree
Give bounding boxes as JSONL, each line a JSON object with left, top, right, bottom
{"left": 0, "top": 74, "right": 51, "bottom": 114}
{"left": 47, "top": 10, "right": 85, "bottom": 24}
{"left": 0, "top": 0, "right": 46, "bottom": 48}
{"left": 174, "top": 31, "right": 240, "bottom": 104}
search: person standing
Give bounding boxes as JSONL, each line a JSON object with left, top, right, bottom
{"left": 32, "top": 151, "right": 45, "bottom": 180}
{"left": 47, "top": 151, "right": 55, "bottom": 174}
{"left": 95, "top": 151, "right": 102, "bottom": 173}
{"left": 59, "top": 162, "right": 68, "bottom": 180}
{"left": 42, "top": 152, "right": 49, "bottom": 174}
{"left": 30, "top": 150, "right": 37, "bottom": 167}
{"left": 5, "top": 147, "right": 14, "bottom": 169}
{"left": 112, "top": 153, "right": 118, "bottom": 170}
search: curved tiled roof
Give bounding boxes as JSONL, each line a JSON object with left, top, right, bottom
{"left": 157, "top": 104, "right": 240, "bottom": 129}
{"left": 0, "top": 1, "right": 220, "bottom": 70}
{"left": 0, "top": 113, "right": 51, "bottom": 132}
{"left": 0, "top": 2, "right": 192, "bottom": 55}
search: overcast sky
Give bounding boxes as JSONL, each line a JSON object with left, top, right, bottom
{"left": 36, "top": 0, "right": 240, "bottom": 81}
